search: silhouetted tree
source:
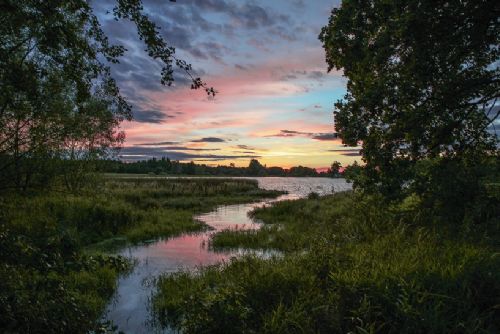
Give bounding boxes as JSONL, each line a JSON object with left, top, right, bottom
{"left": 0, "top": 0, "right": 213, "bottom": 192}
{"left": 320, "top": 0, "right": 499, "bottom": 204}
{"left": 247, "top": 159, "right": 266, "bottom": 176}
{"left": 329, "top": 161, "right": 342, "bottom": 177}
{"left": 288, "top": 166, "right": 318, "bottom": 177}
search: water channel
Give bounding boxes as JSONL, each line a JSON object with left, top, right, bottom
{"left": 104, "top": 177, "right": 351, "bottom": 333}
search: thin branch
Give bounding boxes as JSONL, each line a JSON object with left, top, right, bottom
{"left": 485, "top": 97, "right": 498, "bottom": 117}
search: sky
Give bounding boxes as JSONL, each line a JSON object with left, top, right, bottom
{"left": 95, "top": 0, "right": 361, "bottom": 169}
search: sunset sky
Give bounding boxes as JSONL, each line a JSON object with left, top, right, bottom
{"left": 96, "top": 0, "right": 361, "bottom": 169}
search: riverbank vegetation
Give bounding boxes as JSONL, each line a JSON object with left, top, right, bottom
{"left": 154, "top": 185, "right": 499, "bottom": 333}
{"left": 152, "top": 0, "right": 500, "bottom": 330}
{"left": 2, "top": 0, "right": 499, "bottom": 332}
{"left": 0, "top": 177, "right": 281, "bottom": 333}
{"left": 97, "top": 158, "right": 341, "bottom": 177}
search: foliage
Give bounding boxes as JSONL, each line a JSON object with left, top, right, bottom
{"left": 154, "top": 192, "right": 500, "bottom": 333}
{"left": 0, "top": 0, "right": 212, "bottom": 192}
{"left": 319, "top": 0, "right": 499, "bottom": 202}
{"left": 328, "top": 161, "right": 342, "bottom": 177}
{"left": 0, "top": 177, "right": 281, "bottom": 333}
{"left": 0, "top": 220, "right": 130, "bottom": 333}
{"left": 247, "top": 159, "right": 267, "bottom": 176}
{"left": 96, "top": 157, "right": 331, "bottom": 177}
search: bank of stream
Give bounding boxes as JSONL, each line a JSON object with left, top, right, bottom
{"left": 103, "top": 177, "right": 351, "bottom": 333}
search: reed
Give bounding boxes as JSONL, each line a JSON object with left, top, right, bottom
{"left": 154, "top": 192, "right": 500, "bottom": 333}
{"left": 0, "top": 176, "right": 282, "bottom": 333}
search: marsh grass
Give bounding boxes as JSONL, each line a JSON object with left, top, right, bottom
{"left": 154, "top": 192, "right": 500, "bottom": 333}
{"left": 0, "top": 177, "right": 281, "bottom": 333}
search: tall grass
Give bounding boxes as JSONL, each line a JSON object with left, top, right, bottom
{"left": 0, "top": 177, "right": 281, "bottom": 333}
{"left": 154, "top": 192, "right": 500, "bottom": 333}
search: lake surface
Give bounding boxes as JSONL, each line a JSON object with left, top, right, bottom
{"left": 103, "top": 177, "right": 351, "bottom": 333}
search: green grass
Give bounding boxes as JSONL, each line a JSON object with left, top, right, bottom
{"left": 154, "top": 192, "right": 500, "bottom": 333}
{"left": 0, "top": 176, "right": 282, "bottom": 333}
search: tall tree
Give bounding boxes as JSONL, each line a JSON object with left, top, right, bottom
{"left": 329, "top": 161, "right": 342, "bottom": 177}
{"left": 320, "top": 0, "right": 499, "bottom": 200}
{"left": 0, "top": 0, "right": 213, "bottom": 191}
{"left": 247, "top": 159, "right": 266, "bottom": 176}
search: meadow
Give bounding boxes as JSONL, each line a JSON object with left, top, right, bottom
{"left": 154, "top": 191, "right": 500, "bottom": 333}
{"left": 0, "top": 177, "right": 281, "bottom": 333}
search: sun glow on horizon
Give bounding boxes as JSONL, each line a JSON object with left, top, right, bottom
{"left": 99, "top": 0, "right": 359, "bottom": 168}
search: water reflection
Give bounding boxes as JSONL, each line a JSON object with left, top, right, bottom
{"left": 104, "top": 177, "right": 351, "bottom": 333}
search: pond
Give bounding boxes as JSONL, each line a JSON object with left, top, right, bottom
{"left": 103, "top": 177, "right": 351, "bottom": 333}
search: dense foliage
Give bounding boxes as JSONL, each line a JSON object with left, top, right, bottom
{"left": 0, "top": 177, "right": 280, "bottom": 333}
{"left": 0, "top": 0, "right": 212, "bottom": 192}
{"left": 154, "top": 192, "right": 500, "bottom": 333}
{"left": 97, "top": 158, "right": 339, "bottom": 177}
{"left": 320, "top": 0, "right": 499, "bottom": 206}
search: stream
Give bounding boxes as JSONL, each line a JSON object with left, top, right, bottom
{"left": 103, "top": 177, "right": 351, "bottom": 333}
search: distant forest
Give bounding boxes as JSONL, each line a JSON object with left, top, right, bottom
{"left": 98, "top": 158, "right": 341, "bottom": 177}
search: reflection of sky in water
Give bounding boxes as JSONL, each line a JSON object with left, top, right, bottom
{"left": 104, "top": 177, "right": 351, "bottom": 333}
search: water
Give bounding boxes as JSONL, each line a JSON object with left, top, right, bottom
{"left": 103, "top": 177, "right": 351, "bottom": 333}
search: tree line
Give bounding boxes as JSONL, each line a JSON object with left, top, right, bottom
{"left": 98, "top": 158, "right": 343, "bottom": 177}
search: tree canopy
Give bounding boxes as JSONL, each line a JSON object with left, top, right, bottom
{"left": 0, "top": 0, "right": 212, "bottom": 191}
{"left": 320, "top": 0, "right": 499, "bottom": 199}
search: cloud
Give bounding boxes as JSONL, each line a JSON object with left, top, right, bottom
{"left": 279, "top": 69, "right": 327, "bottom": 82}
{"left": 193, "top": 156, "right": 261, "bottom": 161}
{"left": 486, "top": 105, "right": 500, "bottom": 137}
{"left": 337, "top": 152, "right": 361, "bottom": 156}
{"left": 234, "top": 64, "right": 249, "bottom": 71}
{"left": 311, "top": 133, "right": 338, "bottom": 141}
{"left": 116, "top": 90, "right": 182, "bottom": 124}
{"left": 111, "top": 55, "right": 166, "bottom": 92}
{"left": 231, "top": 144, "right": 268, "bottom": 153}
{"left": 269, "top": 26, "right": 298, "bottom": 42}
{"left": 92, "top": 0, "right": 350, "bottom": 168}
{"left": 161, "top": 146, "right": 221, "bottom": 151}
{"left": 137, "top": 141, "right": 180, "bottom": 146}
{"left": 181, "top": 0, "right": 290, "bottom": 30}
{"left": 265, "top": 130, "right": 338, "bottom": 141}
{"left": 308, "top": 71, "right": 326, "bottom": 79}
{"left": 191, "top": 137, "right": 226, "bottom": 143}
{"left": 292, "top": 0, "right": 305, "bottom": 9}
{"left": 118, "top": 145, "right": 259, "bottom": 161}
{"left": 328, "top": 149, "right": 361, "bottom": 152}
{"left": 133, "top": 109, "right": 175, "bottom": 123}
{"left": 123, "top": 145, "right": 221, "bottom": 152}
{"left": 247, "top": 37, "right": 271, "bottom": 52}
{"left": 236, "top": 144, "right": 255, "bottom": 150}
{"left": 196, "top": 41, "right": 232, "bottom": 63}
{"left": 328, "top": 148, "right": 361, "bottom": 156}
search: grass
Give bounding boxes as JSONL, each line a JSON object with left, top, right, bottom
{"left": 210, "top": 192, "right": 379, "bottom": 251}
{"left": 154, "top": 192, "right": 500, "bottom": 333}
{"left": 0, "top": 176, "right": 282, "bottom": 333}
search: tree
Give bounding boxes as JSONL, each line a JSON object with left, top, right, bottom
{"left": 0, "top": 0, "right": 213, "bottom": 191}
{"left": 247, "top": 159, "right": 266, "bottom": 176}
{"left": 288, "top": 165, "right": 318, "bottom": 177}
{"left": 329, "top": 161, "right": 342, "bottom": 177}
{"left": 320, "top": 0, "right": 499, "bottom": 201}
